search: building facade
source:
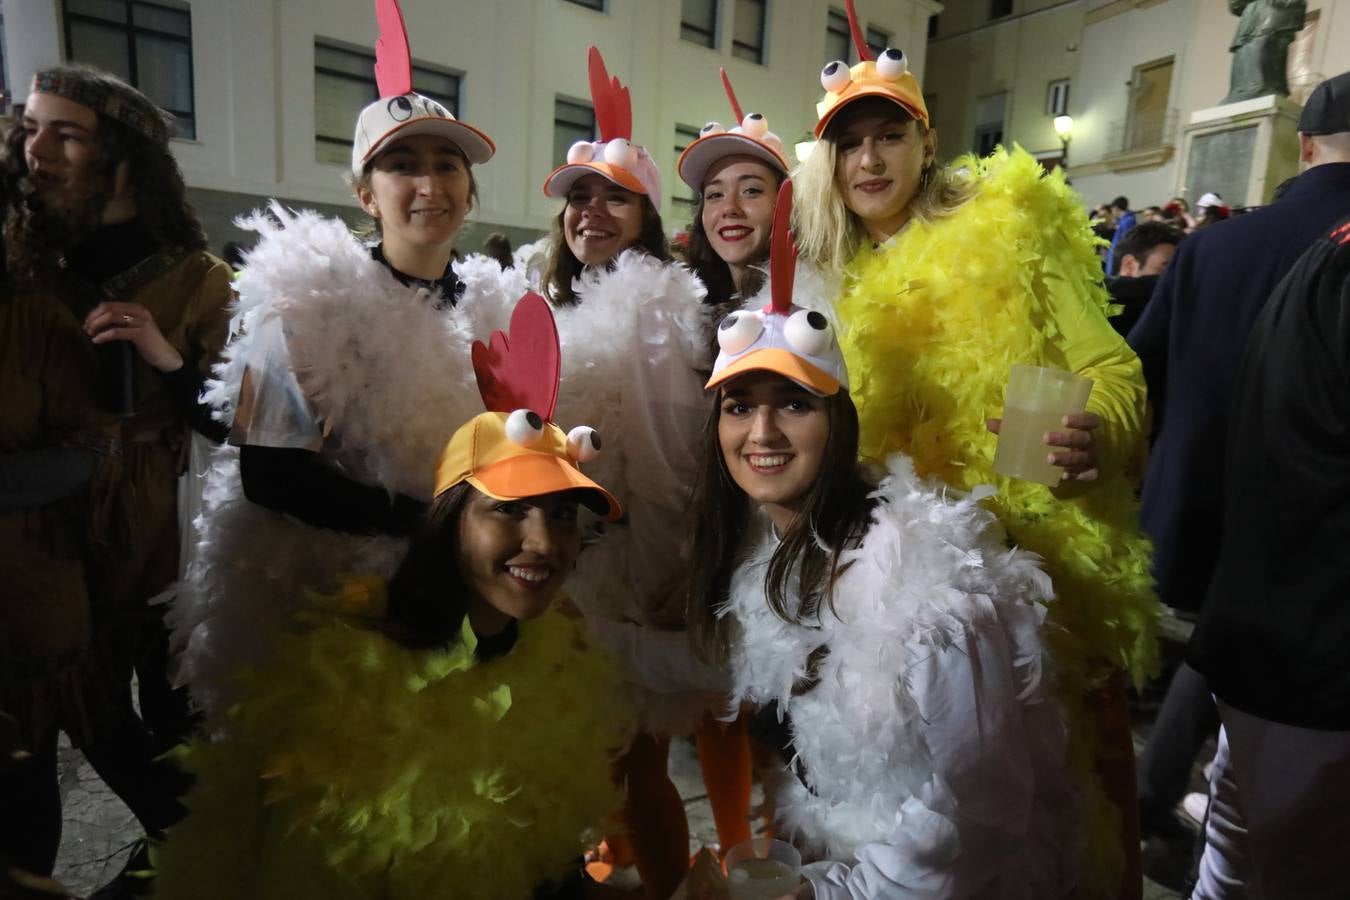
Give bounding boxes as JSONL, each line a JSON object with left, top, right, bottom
{"left": 925, "top": 0, "right": 1350, "bottom": 209}
{"left": 0, "top": 0, "right": 939, "bottom": 252}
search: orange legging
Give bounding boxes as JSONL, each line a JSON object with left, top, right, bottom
{"left": 614, "top": 731, "right": 688, "bottom": 900}
{"left": 694, "top": 712, "right": 754, "bottom": 853}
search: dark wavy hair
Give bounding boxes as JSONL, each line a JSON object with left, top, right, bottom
{"left": 383, "top": 483, "right": 476, "bottom": 650}
{"left": 543, "top": 189, "right": 669, "bottom": 307}
{"left": 684, "top": 166, "right": 787, "bottom": 310}
{"left": 687, "top": 383, "right": 877, "bottom": 663}
{"left": 1, "top": 65, "right": 206, "bottom": 281}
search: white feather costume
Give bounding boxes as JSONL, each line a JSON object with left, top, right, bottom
{"left": 724, "top": 456, "right": 1078, "bottom": 899}
{"left": 170, "top": 206, "right": 507, "bottom": 712}
{"left": 530, "top": 250, "right": 722, "bottom": 730}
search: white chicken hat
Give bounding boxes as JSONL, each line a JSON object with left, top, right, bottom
{"left": 677, "top": 68, "right": 789, "bottom": 191}
{"left": 706, "top": 180, "right": 848, "bottom": 397}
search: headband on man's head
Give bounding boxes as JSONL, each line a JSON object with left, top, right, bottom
{"left": 30, "top": 67, "right": 171, "bottom": 147}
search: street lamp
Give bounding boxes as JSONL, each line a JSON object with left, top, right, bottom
{"left": 1053, "top": 114, "right": 1074, "bottom": 169}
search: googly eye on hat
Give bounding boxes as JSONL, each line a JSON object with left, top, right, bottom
{"left": 706, "top": 180, "right": 849, "bottom": 397}
{"left": 677, "top": 68, "right": 790, "bottom": 192}
{"left": 350, "top": 0, "right": 495, "bottom": 175}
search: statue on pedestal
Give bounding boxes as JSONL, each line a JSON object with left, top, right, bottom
{"left": 1224, "top": 0, "right": 1306, "bottom": 103}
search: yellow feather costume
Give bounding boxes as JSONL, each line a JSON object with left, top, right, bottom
{"left": 834, "top": 146, "right": 1161, "bottom": 896}
{"left": 152, "top": 579, "right": 630, "bottom": 900}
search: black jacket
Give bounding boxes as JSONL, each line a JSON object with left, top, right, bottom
{"left": 1188, "top": 216, "right": 1350, "bottom": 729}
{"left": 1128, "top": 163, "right": 1350, "bottom": 612}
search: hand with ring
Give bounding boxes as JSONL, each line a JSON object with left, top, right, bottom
{"left": 85, "top": 301, "right": 183, "bottom": 373}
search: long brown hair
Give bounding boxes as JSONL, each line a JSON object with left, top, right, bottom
{"left": 2, "top": 66, "right": 207, "bottom": 282}
{"left": 687, "top": 383, "right": 877, "bottom": 663}
{"left": 543, "top": 190, "right": 669, "bottom": 306}
{"left": 384, "top": 483, "right": 476, "bottom": 650}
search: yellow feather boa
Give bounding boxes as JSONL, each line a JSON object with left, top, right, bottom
{"left": 835, "top": 146, "right": 1161, "bottom": 897}
{"left": 153, "top": 579, "right": 631, "bottom": 900}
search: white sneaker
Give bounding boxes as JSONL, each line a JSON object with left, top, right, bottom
{"left": 1182, "top": 791, "right": 1209, "bottom": 825}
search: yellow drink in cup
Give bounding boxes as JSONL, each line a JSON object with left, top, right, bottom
{"left": 993, "top": 365, "right": 1094, "bottom": 486}
{"left": 724, "top": 838, "right": 802, "bottom": 900}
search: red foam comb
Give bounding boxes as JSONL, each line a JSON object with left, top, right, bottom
{"left": 588, "top": 46, "right": 632, "bottom": 142}
{"left": 471, "top": 293, "right": 561, "bottom": 420}
{"left": 720, "top": 68, "right": 744, "bottom": 124}
{"left": 769, "top": 180, "right": 797, "bottom": 315}
{"left": 846, "top": 0, "right": 873, "bottom": 63}
{"left": 373, "top": 0, "right": 412, "bottom": 97}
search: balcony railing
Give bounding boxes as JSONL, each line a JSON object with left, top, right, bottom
{"left": 1105, "top": 108, "right": 1179, "bottom": 157}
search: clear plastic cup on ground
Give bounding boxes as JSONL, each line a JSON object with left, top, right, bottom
{"left": 992, "top": 364, "right": 1094, "bottom": 486}
{"left": 723, "top": 837, "right": 802, "bottom": 900}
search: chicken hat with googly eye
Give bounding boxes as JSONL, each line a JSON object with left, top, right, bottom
{"left": 813, "top": 0, "right": 928, "bottom": 139}
{"left": 350, "top": 0, "right": 495, "bottom": 175}
{"left": 706, "top": 181, "right": 848, "bottom": 398}
{"left": 677, "top": 68, "right": 790, "bottom": 192}
{"left": 435, "top": 292, "right": 621, "bottom": 521}
{"left": 543, "top": 46, "right": 661, "bottom": 201}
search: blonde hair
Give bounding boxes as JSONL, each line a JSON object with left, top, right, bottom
{"left": 792, "top": 112, "right": 976, "bottom": 274}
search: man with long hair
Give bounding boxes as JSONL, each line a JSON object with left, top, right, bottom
{"left": 0, "top": 64, "right": 233, "bottom": 894}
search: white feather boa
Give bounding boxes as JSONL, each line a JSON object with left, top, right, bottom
{"left": 725, "top": 456, "right": 1078, "bottom": 895}
{"left": 171, "top": 206, "right": 510, "bottom": 713}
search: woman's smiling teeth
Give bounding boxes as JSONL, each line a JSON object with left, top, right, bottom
{"left": 717, "top": 225, "right": 752, "bottom": 241}
{"left": 748, "top": 453, "right": 793, "bottom": 471}
{"left": 579, "top": 227, "right": 614, "bottom": 239}
{"left": 507, "top": 565, "right": 551, "bottom": 583}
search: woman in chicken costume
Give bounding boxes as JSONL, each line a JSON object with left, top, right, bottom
{"left": 491, "top": 46, "right": 722, "bottom": 900}
{"left": 791, "top": 2, "right": 1158, "bottom": 896}
{"left": 152, "top": 293, "right": 633, "bottom": 900}
{"left": 686, "top": 182, "right": 1075, "bottom": 899}
{"left": 168, "top": 0, "right": 502, "bottom": 713}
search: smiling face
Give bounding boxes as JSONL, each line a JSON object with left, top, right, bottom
{"left": 831, "top": 99, "right": 933, "bottom": 242}
{"left": 456, "top": 490, "right": 583, "bottom": 628}
{"left": 718, "top": 372, "right": 830, "bottom": 531}
{"left": 22, "top": 91, "right": 104, "bottom": 213}
{"left": 562, "top": 173, "right": 645, "bottom": 267}
{"left": 357, "top": 134, "right": 473, "bottom": 254}
{"left": 700, "top": 155, "right": 780, "bottom": 278}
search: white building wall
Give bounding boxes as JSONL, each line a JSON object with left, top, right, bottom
{"left": 3, "top": 0, "right": 938, "bottom": 244}
{"left": 1066, "top": 0, "right": 1194, "bottom": 208}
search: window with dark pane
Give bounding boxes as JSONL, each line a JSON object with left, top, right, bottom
{"left": 928, "top": 14, "right": 938, "bottom": 39}
{"left": 865, "top": 25, "right": 889, "bottom": 59}
{"left": 732, "top": 0, "right": 767, "bottom": 65}
{"left": 62, "top": 0, "right": 196, "bottom": 138}
{"left": 562, "top": 0, "right": 606, "bottom": 10}
{"left": 990, "top": 0, "right": 1013, "bottom": 20}
{"left": 673, "top": 123, "right": 702, "bottom": 209}
{"left": 681, "top": 0, "right": 718, "bottom": 48}
{"left": 315, "top": 40, "right": 461, "bottom": 167}
{"left": 825, "top": 8, "right": 850, "bottom": 63}
{"left": 554, "top": 97, "right": 596, "bottom": 169}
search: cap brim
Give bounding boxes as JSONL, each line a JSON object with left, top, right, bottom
{"left": 469, "top": 453, "right": 622, "bottom": 522}
{"left": 705, "top": 348, "right": 841, "bottom": 397}
{"left": 543, "top": 162, "right": 648, "bottom": 197}
{"left": 676, "top": 135, "right": 790, "bottom": 191}
{"left": 814, "top": 87, "right": 929, "bottom": 138}
{"left": 359, "top": 118, "right": 496, "bottom": 171}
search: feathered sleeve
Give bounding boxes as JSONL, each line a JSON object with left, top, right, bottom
{"left": 803, "top": 604, "right": 1052, "bottom": 899}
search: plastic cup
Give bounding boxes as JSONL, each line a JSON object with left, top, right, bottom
{"left": 723, "top": 837, "right": 802, "bottom": 900}
{"left": 992, "top": 365, "right": 1094, "bottom": 486}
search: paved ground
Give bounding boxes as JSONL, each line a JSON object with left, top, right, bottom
{"left": 47, "top": 611, "right": 1206, "bottom": 898}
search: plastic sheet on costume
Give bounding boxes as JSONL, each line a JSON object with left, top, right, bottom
{"left": 227, "top": 314, "right": 323, "bottom": 452}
